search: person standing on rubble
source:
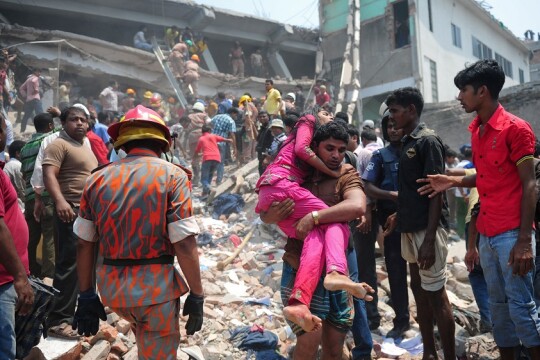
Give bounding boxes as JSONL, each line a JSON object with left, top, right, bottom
{"left": 183, "top": 55, "right": 200, "bottom": 98}
{"left": 263, "top": 79, "right": 282, "bottom": 119}
{"left": 185, "top": 102, "right": 209, "bottom": 186}
{"left": 0, "top": 112, "right": 34, "bottom": 360}
{"left": 362, "top": 111, "right": 411, "bottom": 339}
{"left": 261, "top": 121, "right": 372, "bottom": 359}
{"left": 43, "top": 105, "right": 98, "bottom": 339}
{"left": 255, "top": 105, "right": 373, "bottom": 333}
{"left": 383, "top": 87, "right": 455, "bottom": 360}
{"left": 419, "top": 60, "right": 540, "bottom": 360}
{"left": 19, "top": 68, "right": 43, "bottom": 133}
{"left": 72, "top": 105, "right": 203, "bottom": 359}
{"left": 255, "top": 111, "right": 273, "bottom": 175}
{"left": 229, "top": 41, "right": 245, "bottom": 78}
{"left": 239, "top": 94, "right": 258, "bottom": 164}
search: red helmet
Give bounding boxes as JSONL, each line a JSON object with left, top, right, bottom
{"left": 108, "top": 105, "right": 171, "bottom": 151}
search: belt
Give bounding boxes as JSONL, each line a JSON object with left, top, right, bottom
{"left": 102, "top": 255, "right": 174, "bottom": 266}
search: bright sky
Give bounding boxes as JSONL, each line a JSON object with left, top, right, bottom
{"left": 194, "top": 0, "right": 539, "bottom": 40}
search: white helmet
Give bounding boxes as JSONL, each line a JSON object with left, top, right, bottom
{"left": 192, "top": 102, "right": 205, "bottom": 112}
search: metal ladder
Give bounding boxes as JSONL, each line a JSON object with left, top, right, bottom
{"left": 151, "top": 37, "right": 188, "bottom": 109}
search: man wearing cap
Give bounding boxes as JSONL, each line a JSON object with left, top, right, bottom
{"left": 358, "top": 120, "right": 384, "bottom": 150}
{"left": 263, "top": 119, "right": 287, "bottom": 165}
{"left": 42, "top": 106, "right": 98, "bottom": 338}
{"left": 185, "top": 102, "right": 209, "bottom": 186}
{"left": 239, "top": 95, "right": 258, "bottom": 164}
{"left": 362, "top": 112, "right": 411, "bottom": 339}
{"left": 72, "top": 105, "right": 203, "bottom": 359}
{"left": 284, "top": 93, "right": 296, "bottom": 112}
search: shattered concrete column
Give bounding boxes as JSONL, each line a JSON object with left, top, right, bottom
{"left": 267, "top": 24, "right": 294, "bottom": 79}
{"left": 267, "top": 48, "right": 292, "bottom": 80}
{"left": 202, "top": 48, "right": 219, "bottom": 73}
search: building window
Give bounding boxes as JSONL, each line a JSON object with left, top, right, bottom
{"left": 427, "top": 0, "right": 433, "bottom": 32}
{"left": 519, "top": 68, "right": 525, "bottom": 84}
{"left": 495, "top": 53, "right": 513, "bottom": 78}
{"left": 451, "top": 23, "right": 461, "bottom": 48}
{"left": 472, "top": 37, "right": 492, "bottom": 60}
{"left": 430, "top": 59, "right": 438, "bottom": 102}
{"left": 394, "top": 0, "right": 410, "bottom": 49}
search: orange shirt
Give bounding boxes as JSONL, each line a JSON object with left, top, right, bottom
{"left": 74, "top": 149, "right": 199, "bottom": 307}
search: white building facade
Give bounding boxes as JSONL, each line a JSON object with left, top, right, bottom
{"left": 357, "top": 0, "right": 531, "bottom": 119}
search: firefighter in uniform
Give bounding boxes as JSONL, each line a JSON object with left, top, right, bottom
{"left": 72, "top": 105, "right": 203, "bottom": 359}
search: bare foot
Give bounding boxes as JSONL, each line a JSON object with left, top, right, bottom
{"left": 323, "top": 272, "right": 375, "bottom": 301}
{"left": 283, "top": 304, "right": 322, "bottom": 332}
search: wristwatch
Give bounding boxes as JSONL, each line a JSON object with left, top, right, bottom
{"left": 311, "top": 210, "right": 320, "bottom": 225}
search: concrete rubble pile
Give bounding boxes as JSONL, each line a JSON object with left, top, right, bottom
{"left": 24, "top": 162, "right": 497, "bottom": 360}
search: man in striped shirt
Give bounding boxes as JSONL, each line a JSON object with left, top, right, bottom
{"left": 19, "top": 112, "right": 55, "bottom": 279}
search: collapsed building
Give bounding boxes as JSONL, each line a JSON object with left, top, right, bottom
{"left": 0, "top": 0, "right": 537, "bottom": 134}
{"left": 0, "top": 0, "right": 318, "bottom": 107}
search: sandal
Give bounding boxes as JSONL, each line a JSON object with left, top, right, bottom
{"left": 47, "top": 322, "right": 80, "bottom": 340}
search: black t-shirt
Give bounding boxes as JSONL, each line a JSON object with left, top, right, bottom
{"left": 397, "top": 123, "right": 449, "bottom": 233}
{"left": 256, "top": 124, "right": 274, "bottom": 157}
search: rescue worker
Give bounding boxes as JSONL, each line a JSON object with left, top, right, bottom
{"left": 168, "top": 42, "right": 187, "bottom": 83}
{"left": 72, "top": 105, "right": 204, "bottom": 359}
{"left": 183, "top": 54, "right": 200, "bottom": 98}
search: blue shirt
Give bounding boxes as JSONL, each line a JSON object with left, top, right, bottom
{"left": 217, "top": 100, "right": 231, "bottom": 115}
{"left": 211, "top": 114, "right": 236, "bottom": 138}
{"left": 362, "top": 144, "right": 400, "bottom": 213}
{"left": 93, "top": 122, "right": 111, "bottom": 145}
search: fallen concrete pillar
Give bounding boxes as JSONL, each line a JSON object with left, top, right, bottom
{"left": 208, "top": 159, "right": 258, "bottom": 203}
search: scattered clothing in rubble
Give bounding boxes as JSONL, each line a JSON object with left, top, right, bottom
{"left": 230, "top": 325, "right": 285, "bottom": 359}
{"left": 211, "top": 193, "right": 245, "bottom": 219}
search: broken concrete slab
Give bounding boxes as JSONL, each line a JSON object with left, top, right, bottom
{"left": 81, "top": 340, "right": 110, "bottom": 360}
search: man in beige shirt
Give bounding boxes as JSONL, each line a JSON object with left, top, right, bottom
{"left": 43, "top": 105, "right": 98, "bottom": 338}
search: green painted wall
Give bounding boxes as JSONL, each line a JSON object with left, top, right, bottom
{"left": 321, "top": 0, "right": 349, "bottom": 34}
{"left": 360, "top": 0, "right": 405, "bottom": 22}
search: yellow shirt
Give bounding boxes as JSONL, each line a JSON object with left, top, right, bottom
{"left": 264, "top": 88, "right": 281, "bottom": 115}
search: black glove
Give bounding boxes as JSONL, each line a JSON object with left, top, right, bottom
{"left": 182, "top": 293, "right": 204, "bottom": 335}
{"left": 72, "top": 289, "right": 107, "bottom": 336}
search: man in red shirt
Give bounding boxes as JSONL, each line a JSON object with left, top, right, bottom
{"left": 420, "top": 60, "right": 540, "bottom": 360}
{"left": 0, "top": 113, "right": 34, "bottom": 358}
{"left": 86, "top": 117, "right": 110, "bottom": 165}
{"left": 194, "top": 125, "right": 232, "bottom": 197}
{"left": 315, "top": 84, "right": 330, "bottom": 107}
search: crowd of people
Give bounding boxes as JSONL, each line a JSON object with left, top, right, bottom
{"left": 1, "top": 57, "right": 540, "bottom": 360}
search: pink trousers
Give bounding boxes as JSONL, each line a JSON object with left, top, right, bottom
{"left": 257, "top": 180, "right": 349, "bottom": 306}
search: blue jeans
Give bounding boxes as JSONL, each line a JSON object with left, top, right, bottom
{"left": 0, "top": 282, "right": 17, "bottom": 359}
{"left": 201, "top": 160, "right": 219, "bottom": 195}
{"left": 134, "top": 41, "right": 153, "bottom": 52}
{"left": 353, "top": 212, "right": 381, "bottom": 328}
{"left": 464, "top": 222, "right": 491, "bottom": 328}
{"left": 347, "top": 247, "right": 373, "bottom": 359}
{"left": 479, "top": 229, "right": 540, "bottom": 347}
{"left": 216, "top": 143, "right": 227, "bottom": 185}
{"left": 21, "top": 99, "right": 43, "bottom": 133}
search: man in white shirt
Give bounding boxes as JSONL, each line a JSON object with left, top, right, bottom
{"left": 133, "top": 26, "right": 153, "bottom": 52}
{"left": 99, "top": 81, "right": 119, "bottom": 121}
